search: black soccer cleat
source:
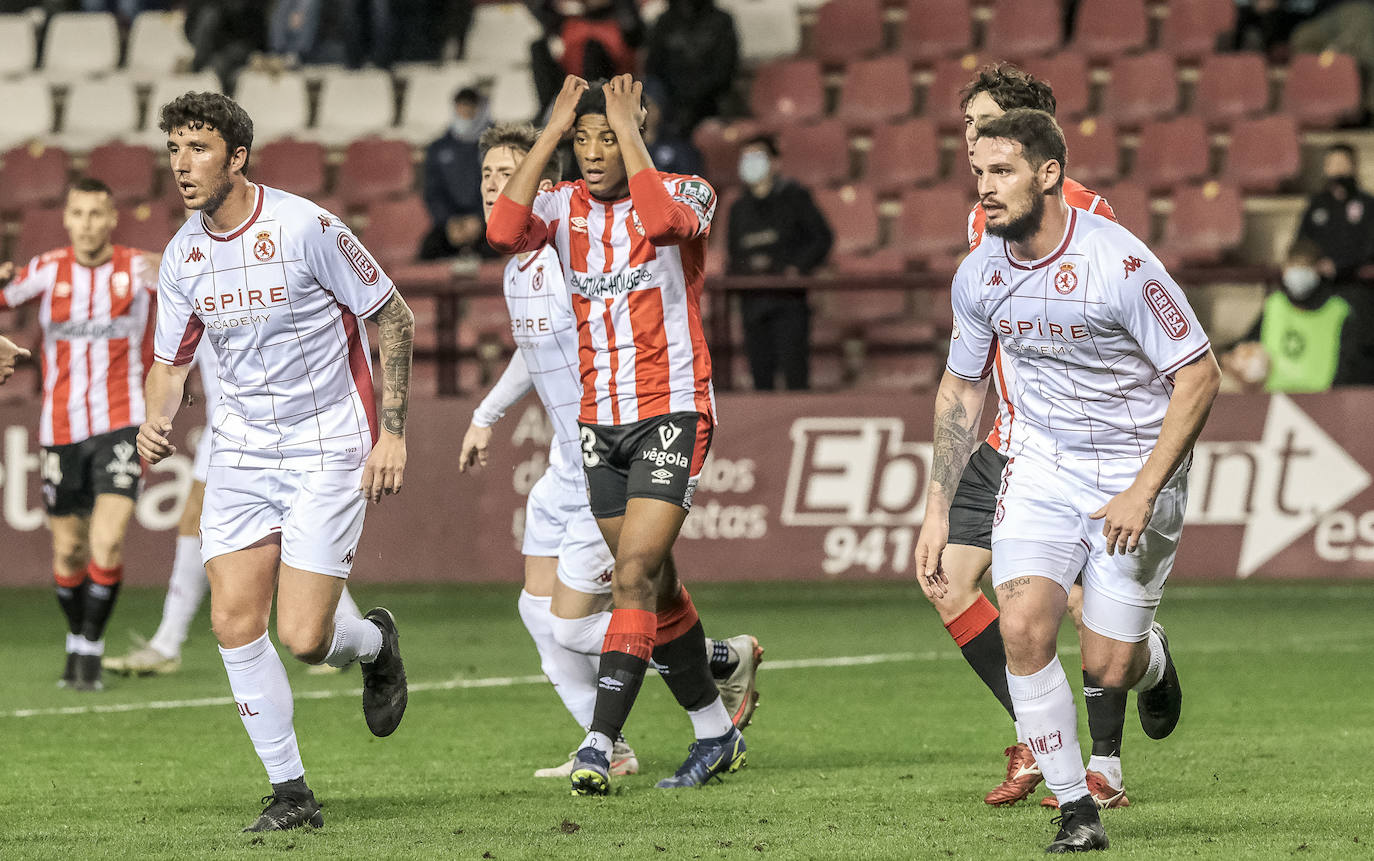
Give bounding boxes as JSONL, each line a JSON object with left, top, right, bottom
{"left": 1045, "top": 796, "right": 1109, "bottom": 853}
{"left": 72, "top": 653, "right": 104, "bottom": 692}
{"left": 57, "top": 652, "right": 78, "bottom": 689}
{"left": 1137, "top": 621, "right": 1182, "bottom": 740}
{"left": 243, "top": 786, "right": 324, "bottom": 832}
{"left": 360, "top": 608, "right": 407, "bottom": 737}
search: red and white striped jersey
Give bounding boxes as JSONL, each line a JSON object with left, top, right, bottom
{"left": 965, "top": 178, "right": 1117, "bottom": 454}
{"left": 488, "top": 172, "right": 717, "bottom": 426}
{"left": 0, "top": 246, "right": 156, "bottom": 446}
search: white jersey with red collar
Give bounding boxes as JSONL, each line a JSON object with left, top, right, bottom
{"left": 946, "top": 208, "right": 1211, "bottom": 493}
{"left": 527, "top": 174, "right": 717, "bottom": 426}
{"left": 1, "top": 246, "right": 155, "bottom": 446}
{"left": 152, "top": 184, "right": 394, "bottom": 471}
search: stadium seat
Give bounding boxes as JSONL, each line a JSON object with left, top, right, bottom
{"left": 114, "top": 203, "right": 176, "bottom": 252}
{"left": 1104, "top": 52, "right": 1178, "bottom": 128}
{"left": 363, "top": 197, "right": 431, "bottom": 269}
{"left": 125, "top": 10, "right": 194, "bottom": 83}
{"left": 251, "top": 139, "right": 328, "bottom": 199}
{"left": 898, "top": 0, "right": 972, "bottom": 65}
{"left": 732, "top": 0, "right": 802, "bottom": 64}
{"left": 397, "top": 64, "right": 483, "bottom": 144}
{"left": 817, "top": 287, "right": 909, "bottom": 327}
{"left": 983, "top": 0, "right": 1062, "bottom": 63}
{"left": 923, "top": 57, "right": 979, "bottom": 130}
{"left": 866, "top": 117, "right": 940, "bottom": 194}
{"left": 41, "top": 12, "right": 119, "bottom": 81}
{"left": 233, "top": 69, "right": 309, "bottom": 145}
{"left": 693, "top": 118, "right": 766, "bottom": 192}
{"left": 1223, "top": 114, "right": 1301, "bottom": 193}
{"left": 1159, "top": 181, "right": 1243, "bottom": 265}
{"left": 750, "top": 59, "right": 825, "bottom": 124}
{"left": 1192, "top": 52, "right": 1269, "bottom": 128}
{"left": 814, "top": 184, "right": 881, "bottom": 256}
{"left": 1023, "top": 53, "right": 1091, "bottom": 121}
{"left": 1160, "top": 0, "right": 1236, "bottom": 61}
{"left": 778, "top": 120, "right": 850, "bottom": 187}
{"left": 0, "top": 144, "right": 69, "bottom": 214}
{"left": 463, "top": 3, "right": 542, "bottom": 67}
{"left": 87, "top": 143, "right": 157, "bottom": 205}
{"left": 14, "top": 206, "right": 67, "bottom": 265}
{"left": 338, "top": 138, "right": 415, "bottom": 210}
{"left": 489, "top": 67, "right": 541, "bottom": 124}
{"left": 58, "top": 76, "right": 139, "bottom": 149}
{"left": 1069, "top": 0, "right": 1148, "bottom": 62}
{"left": 813, "top": 0, "right": 884, "bottom": 65}
{"left": 313, "top": 69, "right": 396, "bottom": 146}
{"left": 0, "top": 77, "right": 54, "bottom": 150}
{"left": 1283, "top": 52, "right": 1363, "bottom": 129}
{"left": 1060, "top": 116, "right": 1119, "bottom": 186}
{"left": 852, "top": 350, "right": 942, "bottom": 391}
{"left": 837, "top": 55, "right": 914, "bottom": 129}
{"left": 0, "top": 14, "right": 37, "bottom": 76}
{"left": 895, "top": 183, "right": 972, "bottom": 267}
{"left": 1096, "top": 180, "right": 1150, "bottom": 240}
{"left": 1133, "top": 116, "right": 1210, "bottom": 191}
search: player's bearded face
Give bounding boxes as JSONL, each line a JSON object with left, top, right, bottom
{"left": 573, "top": 114, "right": 629, "bottom": 200}
{"left": 973, "top": 138, "right": 1046, "bottom": 244}
{"left": 168, "top": 125, "right": 237, "bottom": 214}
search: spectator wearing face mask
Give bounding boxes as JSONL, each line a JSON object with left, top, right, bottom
{"left": 420, "top": 87, "right": 496, "bottom": 260}
{"left": 1295, "top": 143, "right": 1374, "bottom": 286}
{"left": 725, "top": 135, "right": 833, "bottom": 391}
{"left": 1222, "top": 239, "right": 1369, "bottom": 391}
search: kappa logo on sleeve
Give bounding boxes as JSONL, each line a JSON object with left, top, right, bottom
{"left": 336, "top": 233, "right": 380, "bottom": 285}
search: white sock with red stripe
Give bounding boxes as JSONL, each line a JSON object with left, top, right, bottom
{"left": 519, "top": 591, "right": 598, "bottom": 729}
{"left": 219, "top": 632, "right": 304, "bottom": 783}
{"left": 1006, "top": 658, "right": 1088, "bottom": 806}
{"left": 149, "top": 535, "right": 207, "bottom": 659}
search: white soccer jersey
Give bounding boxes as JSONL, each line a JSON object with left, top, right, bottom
{"left": 153, "top": 184, "right": 394, "bottom": 471}
{"left": 191, "top": 339, "right": 221, "bottom": 482}
{"left": 946, "top": 208, "right": 1211, "bottom": 492}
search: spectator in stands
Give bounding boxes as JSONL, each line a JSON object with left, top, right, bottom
{"left": 185, "top": 0, "right": 267, "bottom": 91}
{"left": 1222, "top": 238, "right": 1369, "bottom": 390}
{"left": 394, "top": 0, "right": 469, "bottom": 63}
{"left": 643, "top": 84, "right": 703, "bottom": 177}
{"left": 1229, "top": 0, "right": 1339, "bottom": 58}
{"left": 1295, "top": 143, "right": 1374, "bottom": 286}
{"left": 644, "top": 0, "right": 738, "bottom": 135}
{"left": 420, "top": 87, "right": 494, "bottom": 260}
{"left": 726, "top": 135, "right": 833, "bottom": 391}
{"left": 528, "top": 0, "right": 643, "bottom": 112}
{"left": 81, "top": 0, "right": 169, "bottom": 22}
{"left": 1289, "top": 0, "right": 1374, "bottom": 113}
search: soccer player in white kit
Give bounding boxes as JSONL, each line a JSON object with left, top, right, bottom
{"left": 915, "top": 109, "right": 1220, "bottom": 853}
{"left": 137, "top": 92, "right": 415, "bottom": 833}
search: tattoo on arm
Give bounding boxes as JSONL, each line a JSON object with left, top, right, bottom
{"left": 369, "top": 291, "right": 414, "bottom": 436}
{"left": 930, "top": 390, "right": 977, "bottom": 497}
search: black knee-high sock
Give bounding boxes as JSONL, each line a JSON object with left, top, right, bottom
{"left": 947, "top": 594, "right": 1017, "bottom": 721}
{"left": 588, "top": 608, "right": 656, "bottom": 740}
{"left": 653, "top": 620, "right": 718, "bottom": 712}
{"left": 55, "top": 572, "right": 86, "bottom": 636}
{"left": 79, "top": 562, "right": 123, "bottom": 643}
{"left": 1083, "top": 669, "right": 1126, "bottom": 758}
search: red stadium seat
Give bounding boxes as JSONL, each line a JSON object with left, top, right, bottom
{"left": 813, "top": 0, "right": 885, "bottom": 65}
{"left": 896, "top": 182, "right": 973, "bottom": 267}
{"left": 853, "top": 350, "right": 942, "bottom": 391}
{"left": 693, "top": 118, "right": 767, "bottom": 193}
{"left": 1223, "top": 114, "right": 1301, "bottom": 193}
{"left": 1061, "top": 116, "right": 1119, "bottom": 186}
{"left": 750, "top": 59, "right": 825, "bottom": 125}
{"left": 866, "top": 118, "right": 940, "bottom": 194}
{"left": 1133, "top": 116, "right": 1209, "bottom": 191}
{"left": 1070, "top": 0, "right": 1148, "bottom": 62}
{"left": 1283, "top": 52, "right": 1363, "bottom": 129}
{"left": 1095, "top": 180, "right": 1151, "bottom": 240}
{"left": 1160, "top": 0, "right": 1236, "bottom": 61}
{"left": 14, "top": 206, "right": 67, "bottom": 265}
{"left": 1159, "top": 181, "right": 1243, "bottom": 265}
{"left": 778, "top": 120, "right": 851, "bottom": 188}
{"left": 86, "top": 143, "right": 156, "bottom": 206}
{"left": 814, "top": 183, "right": 881, "bottom": 256}
{"left": 338, "top": 138, "right": 415, "bottom": 210}
{"left": 362, "top": 196, "right": 429, "bottom": 268}
{"left": 0, "top": 144, "right": 69, "bottom": 214}
{"left": 114, "top": 203, "right": 175, "bottom": 252}
{"left": 817, "top": 287, "right": 909, "bottom": 327}
{"left": 983, "top": 0, "right": 1062, "bottom": 63}
{"left": 1104, "top": 52, "right": 1178, "bottom": 128}
{"left": 899, "top": 0, "right": 973, "bottom": 65}
{"left": 1022, "top": 53, "right": 1092, "bottom": 120}
{"left": 1192, "top": 52, "right": 1269, "bottom": 128}
{"left": 252, "top": 139, "right": 328, "bottom": 200}
{"left": 923, "top": 57, "right": 980, "bottom": 130}
{"left": 837, "top": 55, "right": 914, "bottom": 129}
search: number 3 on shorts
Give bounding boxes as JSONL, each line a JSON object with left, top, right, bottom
{"left": 580, "top": 426, "right": 601, "bottom": 468}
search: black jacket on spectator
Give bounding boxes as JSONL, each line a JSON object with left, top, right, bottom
{"left": 423, "top": 132, "right": 482, "bottom": 231}
{"left": 645, "top": 0, "right": 739, "bottom": 134}
{"left": 1296, "top": 186, "right": 1374, "bottom": 283}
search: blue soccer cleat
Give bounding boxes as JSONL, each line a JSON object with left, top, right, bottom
{"left": 569, "top": 746, "right": 611, "bottom": 796}
{"left": 655, "top": 728, "right": 747, "bottom": 788}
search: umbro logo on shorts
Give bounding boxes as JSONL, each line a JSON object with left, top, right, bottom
{"left": 651, "top": 468, "right": 674, "bottom": 485}
{"left": 658, "top": 423, "right": 682, "bottom": 449}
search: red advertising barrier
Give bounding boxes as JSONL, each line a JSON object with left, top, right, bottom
{"left": 1, "top": 390, "right": 1372, "bottom": 587}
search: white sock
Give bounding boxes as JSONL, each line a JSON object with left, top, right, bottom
{"left": 149, "top": 535, "right": 208, "bottom": 659}
{"left": 519, "top": 591, "right": 599, "bottom": 729}
{"left": 335, "top": 585, "right": 362, "bottom": 621}
{"left": 65, "top": 632, "right": 81, "bottom": 654}
{"left": 579, "top": 730, "right": 614, "bottom": 756}
{"left": 1006, "top": 659, "right": 1088, "bottom": 806}
{"left": 550, "top": 609, "right": 612, "bottom": 678}
{"left": 71, "top": 635, "right": 104, "bottom": 656}
{"left": 1131, "top": 627, "right": 1166, "bottom": 692}
{"left": 1088, "top": 754, "right": 1123, "bottom": 788}
{"left": 323, "top": 612, "right": 383, "bottom": 668}
{"left": 219, "top": 632, "right": 304, "bottom": 783}
{"left": 687, "top": 696, "right": 734, "bottom": 740}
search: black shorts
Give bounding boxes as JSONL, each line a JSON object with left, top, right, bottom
{"left": 40, "top": 426, "right": 142, "bottom": 516}
{"left": 947, "top": 441, "right": 1008, "bottom": 551}
{"left": 579, "top": 411, "right": 712, "bottom": 519}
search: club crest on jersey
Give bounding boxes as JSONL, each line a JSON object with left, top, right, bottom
{"left": 185, "top": 247, "right": 205, "bottom": 264}
{"left": 1054, "top": 262, "right": 1078, "bottom": 295}
{"left": 336, "top": 233, "right": 379, "bottom": 285}
{"left": 1144, "top": 279, "right": 1189, "bottom": 340}
{"left": 986, "top": 270, "right": 1005, "bottom": 287}
{"left": 532, "top": 265, "right": 544, "bottom": 291}
{"left": 253, "top": 230, "right": 276, "bottom": 262}
{"left": 111, "top": 270, "right": 130, "bottom": 297}
{"left": 570, "top": 216, "right": 589, "bottom": 233}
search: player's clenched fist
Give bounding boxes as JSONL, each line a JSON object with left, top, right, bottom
{"left": 137, "top": 417, "right": 176, "bottom": 463}
{"left": 361, "top": 433, "right": 406, "bottom": 503}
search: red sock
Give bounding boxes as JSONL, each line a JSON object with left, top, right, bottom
{"left": 945, "top": 594, "right": 999, "bottom": 647}
{"left": 602, "top": 608, "right": 656, "bottom": 661}
{"left": 87, "top": 560, "right": 123, "bottom": 586}
{"left": 54, "top": 569, "right": 85, "bottom": 589}
{"left": 656, "top": 587, "right": 700, "bottom": 643}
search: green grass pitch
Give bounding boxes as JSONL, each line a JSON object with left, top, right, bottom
{"left": 2, "top": 581, "right": 1372, "bottom": 859}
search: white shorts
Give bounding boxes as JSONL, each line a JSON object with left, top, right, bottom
{"left": 990, "top": 457, "right": 1188, "bottom": 642}
{"left": 523, "top": 470, "right": 614, "bottom": 595}
{"left": 192, "top": 424, "right": 212, "bottom": 484}
{"left": 201, "top": 465, "right": 367, "bottom": 578}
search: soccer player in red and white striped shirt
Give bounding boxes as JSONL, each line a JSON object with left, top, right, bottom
{"left": 0, "top": 177, "right": 158, "bottom": 692}
{"left": 489, "top": 75, "right": 744, "bottom": 795}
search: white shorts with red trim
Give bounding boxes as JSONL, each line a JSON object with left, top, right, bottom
{"left": 523, "top": 470, "right": 614, "bottom": 595}
{"left": 200, "top": 464, "right": 366, "bottom": 578}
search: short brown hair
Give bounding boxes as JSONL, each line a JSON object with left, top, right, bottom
{"left": 478, "top": 122, "right": 564, "bottom": 184}
{"left": 158, "top": 91, "right": 254, "bottom": 171}
{"left": 975, "top": 108, "right": 1067, "bottom": 194}
{"left": 68, "top": 176, "right": 114, "bottom": 198}
{"left": 960, "top": 63, "right": 1057, "bottom": 114}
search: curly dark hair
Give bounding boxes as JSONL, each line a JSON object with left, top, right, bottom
{"left": 975, "top": 108, "right": 1067, "bottom": 194}
{"left": 478, "top": 122, "right": 565, "bottom": 184}
{"left": 572, "top": 78, "right": 646, "bottom": 128}
{"left": 959, "top": 63, "right": 1057, "bottom": 115}
{"left": 158, "top": 91, "right": 254, "bottom": 170}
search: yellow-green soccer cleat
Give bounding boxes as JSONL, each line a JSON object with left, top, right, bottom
{"left": 655, "top": 728, "right": 746, "bottom": 788}
{"left": 569, "top": 746, "right": 611, "bottom": 796}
